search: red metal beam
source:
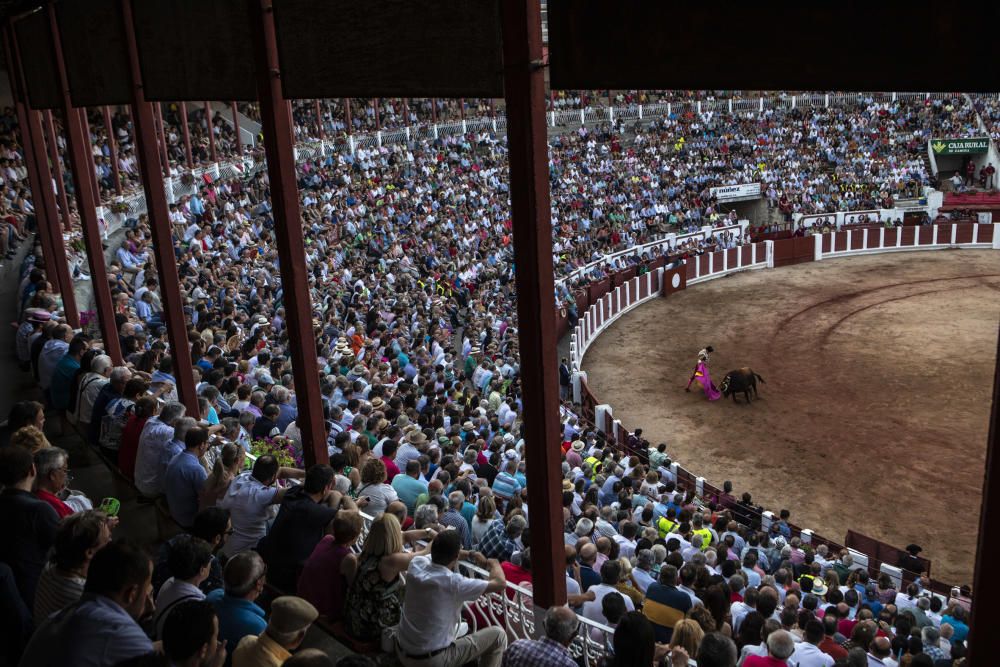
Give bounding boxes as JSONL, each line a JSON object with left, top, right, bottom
{"left": 42, "top": 110, "right": 72, "bottom": 232}
{"left": 179, "top": 102, "right": 193, "bottom": 169}
{"left": 152, "top": 103, "right": 169, "bottom": 175}
{"left": 343, "top": 98, "right": 352, "bottom": 135}
{"left": 78, "top": 108, "right": 102, "bottom": 206}
{"left": 248, "top": 0, "right": 327, "bottom": 467}
{"left": 3, "top": 25, "right": 66, "bottom": 302}
{"left": 314, "top": 99, "right": 323, "bottom": 139}
{"left": 103, "top": 106, "right": 122, "bottom": 196}
{"left": 120, "top": 0, "right": 199, "bottom": 413}
{"left": 971, "top": 321, "right": 1000, "bottom": 662}
{"left": 203, "top": 102, "right": 217, "bottom": 164}
{"left": 231, "top": 102, "right": 242, "bottom": 156}
{"left": 45, "top": 5, "right": 121, "bottom": 363}
{"left": 431, "top": 97, "right": 437, "bottom": 124}
{"left": 402, "top": 98, "right": 409, "bottom": 127}
{"left": 460, "top": 97, "right": 465, "bottom": 120}
{"left": 499, "top": 0, "right": 566, "bottom": 608}
{"left": 9, "top": 24, "right": 77, "bottom": 325}
{"left": 374, "top": 97, "right": 380, "bottom": 132}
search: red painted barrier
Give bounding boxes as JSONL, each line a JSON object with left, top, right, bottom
{"left": 850, "top": 230, "right": 865, "bottom": 250}
{"left": 979, "top": 223, "right": 994, "bottom": 244}
{"left": 955, "top": 223, "right": 974, "bottom": 244}
{"left": 686, "top": 257, "right": 698, "bottom": 281}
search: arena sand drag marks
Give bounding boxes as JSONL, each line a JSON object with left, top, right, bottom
{"left": 582, "top": 250, "right": 1000, "bottom": 583}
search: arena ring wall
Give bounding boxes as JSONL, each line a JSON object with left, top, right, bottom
{"left": 569, "top": 221, "right": 1000, "bottom": 593}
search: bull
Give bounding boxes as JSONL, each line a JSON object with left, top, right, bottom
{"left": 719, "top": 367, "right": 766, "bottom": 404}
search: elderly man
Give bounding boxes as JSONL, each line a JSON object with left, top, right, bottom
{"left": 438, "top": 491, "right": 473, "bottom": 548}
{"left": 642, "top": 564, "right": 691, "bottom": 643}
{"left": 88, "top": 366, "right": 132, "bottom": 446}
{"left": 33, "top": 447, "right": 76, "bottom": 519}
{"left": 37, "top": 324, "right": 72, "bottom": 393}
{"left": 479, "top": 514, "right": 527, "bottom": 563}
{"left": 743, "top": 629, "right": 797, "bottom": 667}
{"left": 207, "top": 551, "right": 269, "bottom": 661}
{"left": 134, "top": 404, "right": 191, "bottom": 497}
{"left": 395, "top": 531, "right": 508, "bottom": 667}
{"left": 233, "top": 596, "right": 318, "bottom": 667}
{"left": 502, "top": 606, "right": 578, "bottom": 667}
{"left": 72, "top": 354, "right": 113, "bottom": 428}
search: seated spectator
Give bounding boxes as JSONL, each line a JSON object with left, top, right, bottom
{"left": 743, "top": 629, "right": 796, "bottom": 667}
{"left": 164, "top": 427, "right": 212, "bottom": 528}
{"left": 354, "top": 457, "right": 398, "bottom": 516}
{"left": 11, "top": 424, "right": 52, "bottom": 453}
{"left": 200, "top": 443, "right": 246, "bottom": 511}
{"left": 692, "top": 632, "right": 738, "bottom": 667}
{"left": 20, "top": 540, "right": 155, "bottom": 666}
{"left": 394, "top": 530, "right": 508, "bottom": 666}
{"left": 297, "top": 510, "right": 364, "bottom": 620}
{"left": 232, "top": 596, "right": 318, "bottom": 667}
{"left": 161, "top": 599, "right": 228, "bottom": 667}
{"left": 154, "top": 507, "right": 231, "bottom": 596}
{"left": 669, "top": 618, "right": 705, "bottom": 659}
{"left": 257, "top": 464, "right": 358, "bottom": 592}
{"left": 153, "top": 535, "right": 214, "bottom": 638}
{"left": 49, "top": 335, "right": 88, "bottom": 414}
{"left": 643, "top": 564, "right": 692, "bottom": 643}
{"left": 134, "top": 401, "right": 188, "bottom": 497}
{"left": 33, "top": 446, "right": 75, "bottom": 518}
{"left": 220, "top": 454, "right": 304, "bottom": 557}
{"left": 790, "top": 619, "right": 834, "bottom": 666}
{"left": 941, "top": 605, "right": 969, "bottom": 643}
{"left": 480, "top": 513, "right": 527, "bottom": 562}
{"left": 603, "top": 611, "right": 658, "bottom": 667}
{"left": 0, "top": 443, "right": 59, "bottom": 610}
{"left": 502, "top": 605, "right": 579, "bottom": 667}
{"left": 207, "top": 551, "right": 269, "bottom": 663}
{"left": 0, "top": 399, "right": 45, "bottom": 447}
{"left": 118, "top": 395, "right": 159, "bottom": 481}
{"left": 34, "top": 509, "right": 113, "bottom": 625}
{"left": 583, "top": 560, "right": 636, "bottom": 628}
{"left": 391, "top": 459, "right": 428, "bottom": 516}
{"left": 345, "top": 513, "right": 433, "bottom": 642}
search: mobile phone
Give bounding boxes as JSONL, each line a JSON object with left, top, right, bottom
{"left": 98, "top": 497, "right": 121, "bottom": 517}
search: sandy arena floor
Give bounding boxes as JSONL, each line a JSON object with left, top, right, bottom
{"left": 582, "top": 249, "right": 1000, "bottom": 584}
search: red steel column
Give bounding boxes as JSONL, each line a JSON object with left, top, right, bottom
{"left": 971, "top": 322, "right": 1000, "bottom": 662}
{"left": 120, "top": 0, "right": 198, "bottom": 412}
{"left": 42, "top": 111, "right": 72, "bottom": 232}
{"left": 179, "top": 102, "right": 193, "bottom": 169}
{"left": 402, "top": 98, "right": 409, "bottom": 127}
{"left": 231, "top": 102, "right": 242, "bottom": 155}
{"left": 45, "top": 6, "right": 120, "bottom": 360}
{"left": 374, "top": 98, "right": 380, "bottom": 132}
{"left": 431, "top": 98, "right": 437, "bottom": 124}
{"left": 203, "top": 102, "right": 217, "bottom": 163}
{"left": 344, "top": 98, "right": 352, "bottom": 135}
{"left": 314, "top": 100, "right": 323, "bottom": 139}
{"left": 500, "top": 0, "right": 566, "bottom": 607}
{"left": 78, "top": 108, "right": 102, "bottom": 205}
{"left": 460, "top": 97, "right": 465, "bottom": 120}
{"left": 153, "top": 103, "right": 169, "bottom": 174}
{"left": 3, "top": 25, "right": 68, "bottom": 303}
{"left": 103, "top": 106, "right": 122, "bottom": 196}
{"left": 248, "top": 0, "right": 327, "bottom": 466}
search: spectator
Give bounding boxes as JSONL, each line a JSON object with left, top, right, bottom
{"left": 119, "top": 395, "right": 159, "bottom": 481}
{"left": 479, "top": 513, "right": 527, "bottom": 562}
{"left": 297, "top": 510, "right": 364, "bottom": 619}
{"left": 354, "top": 457, "right": 398, "bottom": 516}
{"left": 257, "top": 464, "right": 358, "bottom": 592}
{"left": 941, "top": 605, "right": 969, "bottom": 643}
{"left": 207, "top": 550, "right": 269, "bottom": 664}
{"left": 161, "top": 599, "right": 228, "bottom": 667}
{"left": 232, "top": 596, "right": 318, "bottom": 667}
{"left": 49, "top": 334, "right": 86, "bottom": 411}
{"left": 165, "top": 427, "right": 212, "bottom": 528}
{"left": 153, "top": 535, "right": 214, "bottom": 638}
{"left": 345, "top": 513, "right": 432, "bottom": 642}
{"left": 604, "top": 611, "right": 656, "bottom": 667}
{"left": 220, "top": 454, "right": 304, "bottom": 557}
{"left": 284, "top": 650, "right": 337, "bottom": 667}
{"left": 20, "top": 540, "right": 155, "bottom": 666}
{"left": 33, "top": 446, "right": 75, "bottom": 519}
{"left": 696, "top": 632, "right": 738, "bottom": 667}
{"left": 743, "top": 629, "right": 796, "bottom": 667}
{"left": 790, "top": 619, "right": 835, "bottom": 666}
{"left": 502, "top": 605, "right": 578, "bottom": 667}
{"left": 0, "top": 443, "right": 59, "bottom": 609}
{"left": 34, "top": 509, "right": 113, "bottom": 624}
{"left": 582, "top": 559, "right": 636, "bottom": 627}
{"left": 134, "top": 401, "right": 187, "bottom": 497}
{"left": 201, "top": 443, "right": 247, "bottom": 511}
{"left": 392, "top": 458, "right": 429, "bottom": 516}
{"left": 669, "top": 618, "right": 705, "bottom": 658}
{"left": 394, "top": 530, "right": 508, "bottom": 667}
{"left": 642, "top": 564, "right": 692, "bottom": 643}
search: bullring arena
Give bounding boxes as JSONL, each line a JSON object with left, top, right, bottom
{"left": 579, "top": 231, "right": 999, "bottom": 585}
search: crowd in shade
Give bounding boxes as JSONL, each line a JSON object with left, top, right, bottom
{"left": 0, "top": 91, "right": 984, "bottom": 667}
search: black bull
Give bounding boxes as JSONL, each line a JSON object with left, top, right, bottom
{"left": 719, "top": 368, "right": 766, "bottom": 403}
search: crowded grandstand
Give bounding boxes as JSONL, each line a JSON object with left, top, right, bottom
{"left": 0, "top": 6, "right": 993, "bottom": 663}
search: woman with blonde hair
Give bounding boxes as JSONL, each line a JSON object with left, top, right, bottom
{"left": 10, "top": 425, "right": 50, "bottom": 453}
{"left": 344, "top": 513, "right": 433, "bottom": 642}
{"left": 200, "top": 443, "right": 245, "bottom": 510}
{"left": 669, "top": 618, "right": 705, "bottom": 658}
{"left": 471, "top": 494, "right": 497, "bottom": 545}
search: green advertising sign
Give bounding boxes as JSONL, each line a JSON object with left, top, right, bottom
{"left": 930, "top": 137, "right": 990, "bottom": 155}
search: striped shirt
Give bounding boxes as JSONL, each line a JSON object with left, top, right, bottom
{"left": 34, "top": 564, "right": 85, "bottom": 625}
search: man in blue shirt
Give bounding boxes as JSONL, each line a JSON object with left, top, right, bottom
{"left": 165, "top": 427, "right": 211, "bottom": 528}
{"left": 50, "top": 336, "right": 88, "bottom": 412}
{"left": 207, "top": 551, "right": 268, "bottom": 667}
{"left": 392, "top": 459, "right": 429, "bottom": 515}
{"left": 20, "top": 540, "right": 155, "bottom": 667}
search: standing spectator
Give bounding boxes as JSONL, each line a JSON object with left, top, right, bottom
{"left": 257, "top": 464, "right": 358, "bottom": 592}
{"left": 0, "top": 443, "right": 59, "bottom": 610}
{"left": 165, "top": 427, "right": 212, "bottom": 528}
{"left": 232, "top": 596, "right": 318, "bottom": 667}
{"left": 502, "top": 605, "right": 578, "bottom": 667}
{"left": 20, "top": 540, "right": 155, "bottom": 666}
{"left": 153, "top": 535, "right": 214, "bottom": 638}
{"left": 207, "top": 551, "right": 269, "bottom": 664}
{"left": 394, "top": 530, "right": 508, "bottom": 667}
{"left": 161, "top": 599, "right": 228, "bottom": 667}
{"left": 34, "top": 510, "right": 113, "bottom": 624}
{"left": 220, "top": 454, "right": 304, "bottom": 557}
{"left": 297, "top": 510, "right": 364, "bottom": 620}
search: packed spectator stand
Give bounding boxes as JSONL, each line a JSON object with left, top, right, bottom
{"left": 0, "top": 89, "right": 986, "bottom": 667}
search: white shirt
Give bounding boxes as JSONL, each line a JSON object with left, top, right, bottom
{"left": 581, "top": 583, "right": 635, "bottom": 626}
{"left": 790, "top": 642, "right": 835, "bottom": 667}
{"left": 355, "top": 482, "right": 398, "bottom": 516}
{"left": 152, "top": 578, "right": 205, "bottom": 639}
{"left": 219, "top": 471, "right": 279, "bottom": 556}
{"left": 396, "top": 556, "right": 488, "bottom": 655}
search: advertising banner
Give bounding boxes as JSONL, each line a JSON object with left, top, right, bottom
{"left": 930, "top": 138, "right": 989, "bottom": 155}
{"left": 709, "top": 183, "right": 761, "bottom": 202}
